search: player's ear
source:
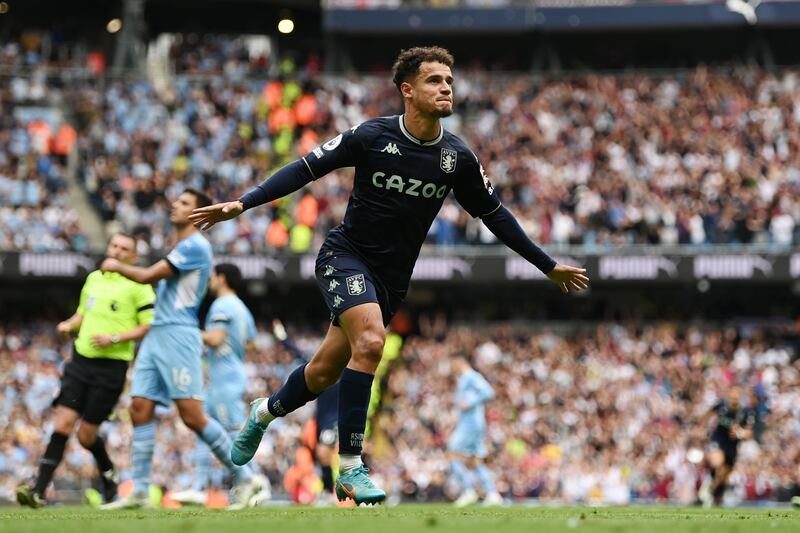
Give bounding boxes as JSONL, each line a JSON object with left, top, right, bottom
{"left": 400, "top": 81, "right": 414, "bottom": 99}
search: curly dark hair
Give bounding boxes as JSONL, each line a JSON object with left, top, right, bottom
{"left": 391, "top": 46, "right": 455, "bottom": 93}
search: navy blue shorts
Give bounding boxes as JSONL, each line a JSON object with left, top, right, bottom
{"left": 315, "top": 245, "right": 404, "bottom": 327}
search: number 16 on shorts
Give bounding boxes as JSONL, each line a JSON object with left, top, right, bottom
{"left": 172, "top": 367, "right": 192, "bottom": 392}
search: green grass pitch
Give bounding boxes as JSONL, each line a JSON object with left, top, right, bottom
{"left": 2, "top": 505, "right": 798, "bottom": 533}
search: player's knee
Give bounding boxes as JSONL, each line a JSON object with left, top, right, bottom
{"left": 306, "top": 360, "right": 343, "bottom": 390}
{"left": 76, "top": 425, "right": 97, "bottom": 448}
{"left": 53, "top": 417, "right": 75, "bottom": 435}
{"left": 179, "top": 410, "right": 206, "bottom": 433}
{"left": 352, "top": 330, "right": 385, "bottom": 363}
{"left": 129, "top": 399, "right": 153, "bottom": 425}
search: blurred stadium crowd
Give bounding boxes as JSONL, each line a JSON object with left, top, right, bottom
{"left": 2, "top": 36, "right": 800, "bottom": 253}
{"left": 1, "top": 319, "right": 798, "bottom": 505}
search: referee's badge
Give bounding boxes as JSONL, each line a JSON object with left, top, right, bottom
{"left": 87, "top": 296, "right": 96, "bottom": 310}
{"left": 440, "top": 148, "right": 457, "bottom": 173}
{"left": 346, "top": 274, "right": 367, "bottom": 296}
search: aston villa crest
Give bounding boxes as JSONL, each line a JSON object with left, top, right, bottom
{"left": 440, "top": 148, "right": 457, "bottom": 173}
{"left": 346, "top": 274, "right": 367, "bottom": 296}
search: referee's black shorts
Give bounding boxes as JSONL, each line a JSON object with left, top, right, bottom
{"left": 53, "top": 346, "right": 129, "bottom": 425}
{"left": 315, "top": 244, "right": 405, "bottom": 327}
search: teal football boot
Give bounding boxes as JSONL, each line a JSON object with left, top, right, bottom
{"left": 231, "top": 398, "right": 269, "bottom": 466}
{"left": 334, "top": 465, "right": 386, "bottom": 506}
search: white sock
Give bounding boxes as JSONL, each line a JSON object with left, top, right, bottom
{"left": 256, "top": 398, "right": 275, "bottom": 426}
{"left": 339, "top": 454, "right": 363, "bottom": 473}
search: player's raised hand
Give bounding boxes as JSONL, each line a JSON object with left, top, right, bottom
{"left": 189, "top": 200, "right": 244, "bottom": 231}
{"left": 546, "top": 263, "right": 590, "bottom": 294}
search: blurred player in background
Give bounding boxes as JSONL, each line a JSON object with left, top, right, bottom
{"left": 272, "top": 319, "right": 340, "bottom": 504}
{"left": 190, "top": 46, "right": 589, "bottom": 505}
{"left": 17, "top": 234, "right": 156, "bottom": 508}
{"left": 698, "top": 384, "right": 756, "bottom": 506}
{"left": 172, "top": 263, "right": 268, "bottom": 508}
{"left": 447, "top": 355, "right": 502, "bottom": 507}
{"left": 99, "top": 190, "right": 262, "bottom": 510}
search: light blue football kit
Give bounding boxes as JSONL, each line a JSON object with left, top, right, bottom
{"left": 448, "top": 368, "right": 499, "bottom": 500}
{"left": 448, "top": 369, "right": 494, "bottom": 457}
{"left": 131, "top": 232, "right": 212, "bottom": 405}
{"left": 204, "top": 295, "right": 256, "bottom": 429}
{"left": 191, "top": 294, "right": 257, "bottom": 492}
{"left": 126, "top": 232, "right": 253, "bottom": 500}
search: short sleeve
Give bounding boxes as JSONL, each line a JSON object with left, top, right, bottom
{"left": 246, "top": 314, "right": 257, "bottom": 342}
{"left": 134, "top": 283, "right": 156, "bottom": 325}
{"left": 166, "top": 238, "right": 207, "bottom": 272}
{"left": 205, "top": 301, "right": 230, "bottom": 330}
{"left": 76, "top": 272, "right": 95, "bottom": 315}
{"left": 453, "top": 150, "right": 501, "bottom": 218}
{"left": 302, "top": 122, "right": 375, "bottom": 179}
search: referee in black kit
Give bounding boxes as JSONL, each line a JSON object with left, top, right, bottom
{"left": 17, "top": 233, "right": 156, "bottom": 508}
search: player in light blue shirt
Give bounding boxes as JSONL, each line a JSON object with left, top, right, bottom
{"left": 172, "top": 263, "right": 265, "bottom": 505}
{"left": 99, "top": 189, "right": 261, "bottom": 510}
{"left": 447, "top": 355, "right": 502, "bottom": 506}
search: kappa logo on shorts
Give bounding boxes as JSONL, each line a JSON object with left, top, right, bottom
{"left": 333, "top": 295, "right": 344, "bottom": 308}
{"left": 440, "top": 148, "right": 457, "bottom": 173}
{"left": 346, "top": 274, "right": 366, "bottom": 296}
{"left": 324, "top": 265, "right": 336, "bottom": 277}
{"left": 328, "top": 279, "right": 340, "bottom": 292}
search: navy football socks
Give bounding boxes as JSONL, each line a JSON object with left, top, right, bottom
{"left": 267, "top": 363, "right": 319, "bottom": 417}
{"left": 337, "top": 368, "right": 374, "bottom": 456}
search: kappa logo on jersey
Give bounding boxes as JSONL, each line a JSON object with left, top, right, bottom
{"left": 440, "top": 148, "right": 457, "bottom": 173}
{"left": 346, "top": 274, "right": 367, "bottom": 296}
{"left": 381, "top": 142, "right": 403, "bottom": 156}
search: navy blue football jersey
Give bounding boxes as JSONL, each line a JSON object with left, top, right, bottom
{"left": 303, "top": 115, "right": 501, "bottom": 291}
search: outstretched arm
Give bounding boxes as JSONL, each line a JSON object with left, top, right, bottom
{"left": 189, "top": 159, "right": 314, "bottom": 230}
{"left": 481, "top": 206, "right": 589, "bottom": 294}
{"left": 100, "top": 259, "right": 174, "bottom": 284}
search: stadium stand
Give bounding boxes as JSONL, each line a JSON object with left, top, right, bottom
{"left": 2, "top": 34, "right": 798, "bottom": 254}
{"left": 0, "top": 38, "right": 88, "bottom": 252}
{"left": 72, "top": 61, "right": 800, "bottom": 253}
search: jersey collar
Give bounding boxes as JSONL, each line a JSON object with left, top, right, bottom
{"left": 399, "top": 114, "right": 443, "bottom": 146}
